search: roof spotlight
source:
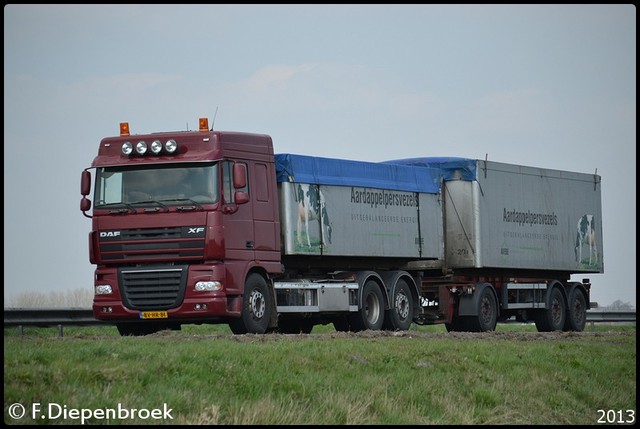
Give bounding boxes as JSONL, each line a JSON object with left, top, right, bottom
{"left": 165, "top": 139, "right": 178, "bottom": 154}
{"left": 151, "top": 140, "right": 163, "bottom": 154}
{"left": 135, "top": 141, "right": 148, "bottom": 155}
{"left": 121, "top": 142, "right": 133, "bottom": 156}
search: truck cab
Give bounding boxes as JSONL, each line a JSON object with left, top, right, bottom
{"left": 80, "top": 119, "right": 281, "bottom": 335}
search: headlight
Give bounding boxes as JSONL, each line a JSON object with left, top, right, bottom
{"left": 195, "top": 281, "right": 222, "bottom": 291}
{"left": 95, "top": 285, "right": 113, "bottom": 295}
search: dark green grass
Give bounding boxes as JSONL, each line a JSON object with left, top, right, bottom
{"left": 4, "top": 324, "right": 636, "bottom": 425}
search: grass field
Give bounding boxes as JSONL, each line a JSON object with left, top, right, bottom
{"left": 3, "top": 323, "right": 636, "bottom": 425}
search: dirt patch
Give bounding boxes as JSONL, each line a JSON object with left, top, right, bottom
{"left": 167, "top": 328, "right": 634, "bottom": 343}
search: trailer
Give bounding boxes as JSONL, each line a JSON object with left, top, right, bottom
{"left": 386, "top": 157, "right": 603, "bottom": 332}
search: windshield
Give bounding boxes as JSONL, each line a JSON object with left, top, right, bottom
{"left": 94, "top": 163, "right": 219, "bottom": 208}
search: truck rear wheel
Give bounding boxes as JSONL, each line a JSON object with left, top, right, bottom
{"left": 383, "top": 279, "right": 414, "bottom": 331}
{"left": 229, "top": 273, "right": 272, "bottom": 334}
{"left": 534, "top": 286, "right": 566, "bottom": 332}
{"left": 564, "top": 286, "right": 587, "bottom": 332}
{"left": 348, "top": 279, "right": 384, "bottom": 331}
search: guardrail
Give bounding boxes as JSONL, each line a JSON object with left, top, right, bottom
{"left": 585, "top": 310, "right": 636, "bottom": 329}
{"left": 585, "top": 311, "right": 636, "bottom": 322}
{"left": 4, "top": 308, "right": 636, "bottom": 337}
{"left": 3, "top": 308, "right": 109, "bottom": 337}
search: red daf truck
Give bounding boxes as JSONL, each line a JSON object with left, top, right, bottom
{"left": 80, "top": 118, "right": 603, "bottom": 336}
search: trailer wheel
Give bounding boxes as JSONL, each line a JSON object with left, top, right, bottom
{"left": 229, "top": 273, "right": 272, "bottom": 334}
{"left": 534, "top": 286, "right": 566, "bottom": 332}
{"left": 383, "top": 279, "right": 414, "bottom": 331}
{"left": 348, "top": 279, "right": 385, "bottom": 331}
{"left": 564, "top": 287, "right": 587, "bottom": 332}
{"left": 466, "top": 287, "right": 498, "bottom": 332}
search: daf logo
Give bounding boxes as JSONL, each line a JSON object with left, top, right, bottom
{"left": 188, "top": 227, "right": 205, "bottom": 234}
{"left": 100, "top": 231, "right": 121, "bottom": 237}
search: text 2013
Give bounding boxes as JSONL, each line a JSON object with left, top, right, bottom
{"left": 597, "top": 409, "right": 635, "bottom": 424}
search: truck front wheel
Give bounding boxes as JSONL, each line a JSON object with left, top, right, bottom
{"left": 229, "top": 273, "right": 272, "bottom": 334}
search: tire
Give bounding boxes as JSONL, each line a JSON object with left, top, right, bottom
{"left": 466, "top": 286, "right": 498, "bottom": 332}
{"left": 564, "top": 287, "right": 587, "bottom": 332}
{"left": 229, "top": 273, "right": 273, "bottom": 334}
{"left": 348, "top": 279, "right": 385, "bottom": 332}
{"left": 534, "top": 286, "right": 566, "bottom": 332}
{"left": 383, "top": 279, "right": 414, "bottom": 331}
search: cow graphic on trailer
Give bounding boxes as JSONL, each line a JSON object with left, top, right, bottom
{"left": 295, "top": 183, "right": 332, "bottom": 249}
{"left": 575, "top": 214, "right": 597, "bottom": 266}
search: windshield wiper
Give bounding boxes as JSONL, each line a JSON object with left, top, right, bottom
{"left": 128, "top": 200, "right": 170, "bottom": 213}
{"left": 97, "top": 202, "right": 136, "bottom": 214}
{"left": 161, "top": 198, "right": 204, "bottom": 211}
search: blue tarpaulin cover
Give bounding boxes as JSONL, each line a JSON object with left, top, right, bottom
{"left": 275, "top": 153, "right": 443, "bottom": 194}
{"left": 383, "top": 157, "right": 478, "bottom": 181}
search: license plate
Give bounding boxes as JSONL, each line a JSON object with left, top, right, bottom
{"left": 140, "top": 311, "right": 168, "bottom": 319}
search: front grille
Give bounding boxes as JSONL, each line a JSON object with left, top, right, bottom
{"left": 99, "top": 226, "right": 206, "bottom": 262}
{"left": 119, "top": 266, "right": 187, "bottom": 310}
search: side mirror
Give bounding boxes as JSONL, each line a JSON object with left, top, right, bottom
{"left": 234, "top": 191, "right": 249, "bottom": 205}
{"left": 232, "top": 163, "right": 247, "bottom": 189}
{"left": 80, "top": 170, "right": 93, "bottom": 218}
{"left": 80, "top": 197, "right": 92, "bottom": 212}
{"left": 81, "top": 170, "right": 91, "bottom": 196}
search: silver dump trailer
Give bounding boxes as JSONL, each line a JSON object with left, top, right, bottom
{"left": 273, "top": 154, "right": 603, "bottom": 333}
{"left": 386, "top": 157, "right": 603, "bottom": 332}
{"left": 273, "top": 153, "right": 446, "bottom": 332}
{"left": 276, "top": 153, "right": 444, "bottom": 261}
{"left": 386, "top": 157, "right": 603, "bottom": 274}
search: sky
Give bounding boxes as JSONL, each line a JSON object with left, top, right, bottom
{"left": 4, "top": 4, "right": 636, "bottom": 308}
